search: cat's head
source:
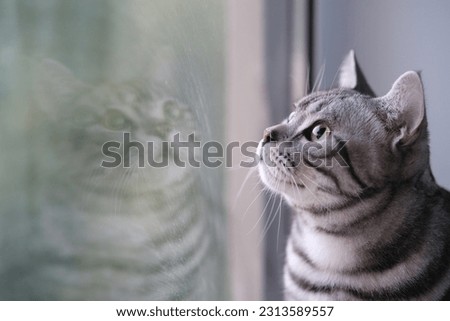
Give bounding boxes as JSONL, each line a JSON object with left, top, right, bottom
{"left": 258, "top": 50, "right": 429, "bottom": 208}
{"left": 35, "top": 60, "right": 198, "bottom": 194}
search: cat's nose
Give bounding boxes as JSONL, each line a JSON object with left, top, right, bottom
{"left": 262, "top": 128, "right": 274, "bottom": 144}
{"left": 262, "top": 124, "right": 286, "bottom": 145}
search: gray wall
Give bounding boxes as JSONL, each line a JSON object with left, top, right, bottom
{"left": 315, "top": 0, "right": 450, "bottom": 189}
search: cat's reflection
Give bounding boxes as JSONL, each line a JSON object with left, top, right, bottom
{"left": 26, "top": 60, "right": 214, "bottom": 300}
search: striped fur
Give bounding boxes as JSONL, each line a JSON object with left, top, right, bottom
{"left": 258, "top": 51, "right": 450, "bottom": 300}
{"left": 13, "top": 61, "right": 221, "bottom": 300}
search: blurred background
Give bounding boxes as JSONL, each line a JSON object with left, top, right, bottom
{"left": 0, "top": 0, "right": 449, "bottom": 300}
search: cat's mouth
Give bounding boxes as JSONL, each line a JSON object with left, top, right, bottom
{"left": 257, "top": 139, "right": 276, "bottom": 163}
{"left": 260, "top": 161, "right": 305, "bottom": 188}
{"left": 258, "top": 142, "right": 306, "bottom": 192}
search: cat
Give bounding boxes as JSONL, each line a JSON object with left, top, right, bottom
{"left": 4, "top": 60, "right": 222, "bottom": 300}
{"left": 257, "top": 50, "right": 450, "bottom": 300}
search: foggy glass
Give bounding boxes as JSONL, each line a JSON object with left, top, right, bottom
{"left": 0, "top": 0, "right": 226, "bottom": 300}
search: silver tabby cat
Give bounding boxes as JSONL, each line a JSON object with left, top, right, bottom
{"left": 258, "top": 51, "right": 450, "bottom": 300}
{"left": 18, "top": 60, "right": 219, "bottom": 300}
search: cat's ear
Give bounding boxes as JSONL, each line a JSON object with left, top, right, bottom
{"left": 35, "top": 59, "right": 86, "bottom": 112}
{"left": 381, "top": 71, "right": 425, "bottom": 145}
{"left": 338, "top": 50, "right": 375, "bottom": 96}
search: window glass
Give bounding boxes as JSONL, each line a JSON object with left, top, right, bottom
{"left": 0, "top": 0, "right": 225, "bottom": 300}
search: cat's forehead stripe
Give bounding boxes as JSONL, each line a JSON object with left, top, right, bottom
{"left": 295, "top": 90, "right": 356, "bottom": 116}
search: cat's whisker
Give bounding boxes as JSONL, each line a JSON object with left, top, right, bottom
{"left": 285, "top": 171, "right": 303, "bottom": 197}
{"left": 233, "top": 167, "right": 259, "bottom": 211}
{"left": 113, "top": 165, "right": 135, "bottom": 215}
{"left": 312, "top": 63, "right": 326, "bottom": 93}
{"left": 276, "top": 182, "right": 284, "bottom": 252}
{"left": 285, "top": 168, "right": 334, "bottom": 214}
{"left": 305, "top": 64, "right": 311, "bottom": 96}
{"left": 297, "top": 171, "right": 333, "bottom": 193}
{"left": 241, "top": 186, "right": 267, "bottom": 224}
{"left": 258, "top": 174, "right": 283, "bottom": 237}
{"left": 259, "top": 181, "right": 284, "bottom": 246}
{"left": 317, "top": 62, "right": 326, "bottom": 92}
{"left": 330, "top": 56, "right": 348, "bottom": 89}
{"left": 246, "top": 187, "right": 276, "bottom": 235}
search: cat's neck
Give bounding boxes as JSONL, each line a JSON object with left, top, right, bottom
{"left": 292, "top": 166, "right": 438, "bottom": 239}
{"left": 287, "top": 170, "right": 440, "bottom": 273}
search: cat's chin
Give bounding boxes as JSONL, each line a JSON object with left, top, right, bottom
{"left": 258, "top": 163, "right": 330, "bottom": 209}
{"left": 258, "top": 164, "right": 280, "bottom": 192}
{"left": 258, "top": 163, "right": 297, "bottom": 196}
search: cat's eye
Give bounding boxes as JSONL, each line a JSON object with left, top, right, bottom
{"left": 310, "top": 124, "right": 330, "bottom": 141}
{"left": 102, "top": 109, "right": 132, "bottom": 131}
